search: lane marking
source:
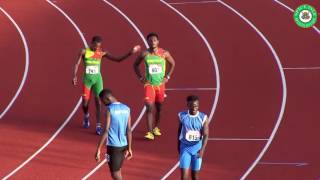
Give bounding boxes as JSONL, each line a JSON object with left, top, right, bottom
{"left": 217, "top": 1, "right": 287, "bottom": 179}
{"left": 259, "top": 162, "right": 308, "bottom": 167}
{"left": 283, "top": 67, "right": 320, "bottom": 70}
{"left": 2, "top": 0, "right": 88, "bottom": 178}
{"left": 81, "top": 0, "right": 150, "bottom": 179}
{"left": 168, "top": 1, "right": 219, "bottom": 5}
{"left": 0, "top": 7, "right": 30, "bottom": 119}
{"left": 160, "top": 0, "right": 220, "bottom": 179}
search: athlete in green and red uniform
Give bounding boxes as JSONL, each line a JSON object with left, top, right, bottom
{"left": 73, "top": 36, "right": 140, "bottom": 135}
{"left": 134, "top": 33, "right": 175, "bottom": 140}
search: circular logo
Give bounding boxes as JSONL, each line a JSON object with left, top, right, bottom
{"left": 293, "top": 4, "right": 318, "bottom": 28}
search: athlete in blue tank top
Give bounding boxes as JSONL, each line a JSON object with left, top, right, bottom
{"left": 95, "top": 89, "right": 133, "bottom": 180}
{"left": 178, "top": 95, "right": 209, "bottom": 180}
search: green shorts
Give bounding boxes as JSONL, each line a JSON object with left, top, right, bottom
{"left": 83, "top": 74, "right": 103, "bottom": 100}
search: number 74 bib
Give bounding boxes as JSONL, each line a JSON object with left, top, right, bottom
{"left": 86, "top": 66, "right": 99, "bottom": 74}
{"left": 186, "top": 130, "right": 201, "bottom": 142}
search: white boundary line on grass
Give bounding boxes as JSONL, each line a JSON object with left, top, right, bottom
{"left": 0, "top": 7, "right": 30, "bottom": 119}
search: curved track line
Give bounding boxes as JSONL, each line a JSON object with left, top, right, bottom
{"left": 159, "top": 0, "right": 220, "bottom": 179}
{"left": 81, "top": 0, "right": 150, "bottom": 179}
{"left": 274, "top": 0, "right": 320, "bottom": 35}
{"left": 217, "top": 1, "right": 287, "bottom": 179}
{"left": 0, "top": 7, "right": 30, "bottom": 119}
{"left": 2, "top": 0, "right": 87, "bottom": 178}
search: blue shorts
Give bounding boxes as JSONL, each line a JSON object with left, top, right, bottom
{"left": 179, "top": 141, "right": 202, "bottom": 171}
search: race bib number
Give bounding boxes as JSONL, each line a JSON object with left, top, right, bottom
{"left": 85, "top": 66, "right": 99, "bottom": 74}
{"left": 186, "top": 130, "right": 201, "bottom": 142}
{"left": 148, "top": 64, "right": 163, "bottom": 74}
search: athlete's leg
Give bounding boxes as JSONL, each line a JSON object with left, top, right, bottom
{"left": 95, "top": 97, "right": 101, "bottom": 124}
{"left": 191, "top": 170, "right": 199, "bottom": 180}
{"left": 153, "top": 84, "right": 165, "bottom": 135}
{"left": 92, "top": 75, "right": 103, "bottom": 135}
{"left": 111, "top": 169, "right": 122, "bottom": 180}
{"left": 82, "top": 85, "right": 91, "bottom": 116}
{"left": 82, "top": 85, "right": 91, "bottom": 128}
{"left": 180, "top": 168, "right": 189, "bottom": 180}
{"left": 191, "top": 153, "right": 202, "bottom": 180}
{"left": 180, "top": 145, "right": 192, "bottom": 180}
{"left": 155, "top": 102, "right": 162, "bottom": 127}
{"left": 107, "top": 146, "right": 125, "bottom": 180}
{"left": 93, "top": 75, "right": 103, "bottom": 125}
{"left": 145, "top": 102, "right": 154, "bottom": 132}
{"left": 144, "top": 84, "right": 156, "bottom": 139}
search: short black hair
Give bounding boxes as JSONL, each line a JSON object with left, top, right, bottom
{"left": 187, "top": 95, "right": 199, "bottom": 103}
{"left": 92, "top": 36, "right": 102, "bottom": 43}
{"left": 146, "top": 32, "right": 159, "bottom": 40}
{"left": 99, "top": 89, "right": 113, "bottom": 99}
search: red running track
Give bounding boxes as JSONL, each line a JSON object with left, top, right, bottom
{"left": 0, "top": 0, "right": 319, "bottom": 179}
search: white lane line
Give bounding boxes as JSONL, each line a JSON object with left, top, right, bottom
{"left": 166, "top": 87, "right": 216, "bottom": 91}
{"left": 168, "top": 1, "right": 218, "bottom": 5}
{"left": 283, "top": 67, "right": 320, "bottom": 70}
{"left": 209, "top": 138, "right": 269, "bottom": 141}
{"left": 218, "top": 1, "right": 287, "bottom": 179}
{"left": 0, "top": 7, "right": 30, "bottom": 119}
{"left": 2, "top": 0, "right": 87, "bottom": 178}
{"left": 3, "top": 99, "right": 82, "bottom": 180}
{"left": 81, "top": 0, "right": 150, "bottom": 179}
{"left": 274, "top": 0, "right": 320, "bottom": 35}
{"left": 160, "top": 0, "right": 220, "bottom": 179}
{"left": 259, "top": 162, "right": 308, "bottom": 166}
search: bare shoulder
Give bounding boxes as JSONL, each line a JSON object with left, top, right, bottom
{"left": 80, "top": 48, "right": 86, "bottom": 55}
{"left": 163, "top": 49, "right": 172, "bottom": 58}
{"left": 140, "top": 50, "right": 149, "bottom": 57}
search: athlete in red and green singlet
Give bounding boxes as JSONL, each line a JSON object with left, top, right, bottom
{"left": 73, "top": 36, "right": 140, "bottom": 135}
{"left": 134, "top": 33, "right": 175, "bottom": 140}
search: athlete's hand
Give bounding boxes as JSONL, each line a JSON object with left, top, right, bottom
{"left": 163, "top": 77, "right": 169, "bottom": 84}
{"left": 139, "top": 77, "right": 146, "bottom": 84}
{"left": 95, "top": 150, "right": 101, "bottom": 162}
{"left": 198, "top": 149, "right": 205, "bottom": 158}
{"left": 132, "top": 45, "right": 141, "bottom": 54}
{"left": 125, "top": 149, "right": 133, "bottom": 160}
{"left": 72, "top": 76, "right": 77, "bottom": 86}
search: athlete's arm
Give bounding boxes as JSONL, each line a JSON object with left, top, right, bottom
{"left": 73, "top": 49, "right": 85, "bottom": 86}
{"left": 133, "top": 51, "right": 147, "bottom": 83}
{"left": 198, "top": 116, "right": 209, "bottom": 158}
{"left": 163, "top": 51, "right": 175, "bottom": 83}
{"left": 125, "top": 115, "right": 133, "bottom": 160}
{"left": 177, "top": 122, "right": 182, "bottom": 154}
{"left": 95, "top": 108, "right": 111, "bottom": 162}
{"left": 103, "top": 45, "right": 141, "bottom": 62}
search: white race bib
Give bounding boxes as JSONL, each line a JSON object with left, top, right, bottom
{"left": 186, "top": 130, "right": 201, "bottom": 142}
{"left": 148, "top": 64, "right": 163, "bottom": 74}
{"left": 85, "top": 66, "right": 99, "bottom": 74}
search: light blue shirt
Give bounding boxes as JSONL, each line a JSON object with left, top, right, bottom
{"left": 107, "top": 102, "right": 130, "bottom": 147}
{"left": 178, "top": 111, "right": 207, "bottom": 146}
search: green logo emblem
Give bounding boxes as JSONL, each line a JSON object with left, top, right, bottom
{"left": 293, "top": 4, "right": 318, "bottom": 28}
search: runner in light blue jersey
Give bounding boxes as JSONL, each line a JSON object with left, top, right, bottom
{"left": 95, "top": 89, "right": 132, "bottom": 180}
{"left": 178, "top": 95, "right": 209, "bottom": 180}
